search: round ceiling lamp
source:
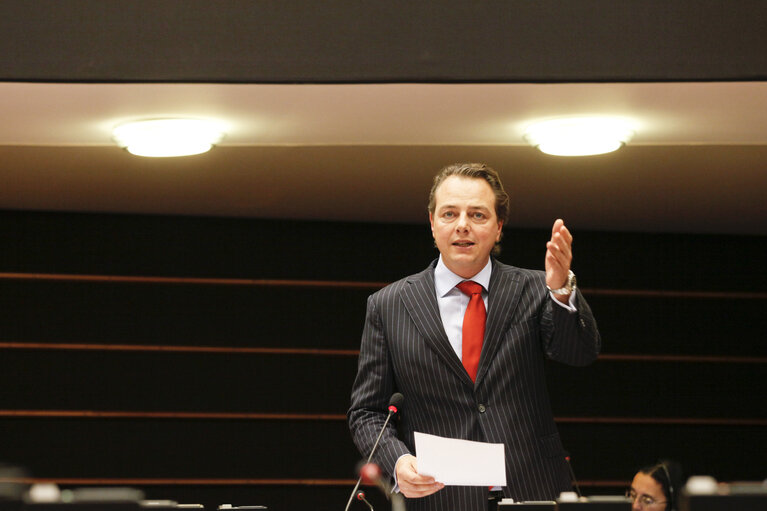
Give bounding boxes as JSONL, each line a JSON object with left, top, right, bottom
{"left": 524, "top": 117, "right": 635, "bottom": 156}
{"left": 113, "top": 118, "right": 226, "bottom": 157}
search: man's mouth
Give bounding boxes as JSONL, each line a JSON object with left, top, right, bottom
{"left": 453, "top": 241, "right": 475, "bottom": 247}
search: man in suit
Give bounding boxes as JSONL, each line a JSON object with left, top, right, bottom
{"left": 348, "top": 162, "right": 600, "bottom": 510}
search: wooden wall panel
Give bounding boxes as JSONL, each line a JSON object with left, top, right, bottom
{"left": 574, "top": 294, "right": 766, "bottom": 356}
{"left": 559, "top": 423, "right": 767, "bottom": 483}
{"left": 1, "top": 209, "right": 765, "bottom": 511}
{"left": 0, "top": 349, "right": 358, "bottom": 414}
{"left": 0, "top": 280, "right": 373, "bottom": 348}
{"left": 547, "top": 358, "right": 767, "bottom": 419}
{"left": 0, "top": 418, "right": 358, "bottom": 479}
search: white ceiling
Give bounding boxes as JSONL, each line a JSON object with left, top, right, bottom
{"left": 1, "top": 81, "right": 766, "bottom": 235}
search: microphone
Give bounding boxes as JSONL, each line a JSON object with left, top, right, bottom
{"left": 356, "top": 492, "right": 374, "bottom": 511}
{"left": 387, "top": 392, "right": 404, "bottom": 415}
{"left": 563, "top": 451, "right": 582, "bottom": 498}
{"left": 344, "top": 393, "right": 404, "bottom": 511}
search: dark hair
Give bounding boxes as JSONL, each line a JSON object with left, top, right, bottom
{"left": 639, "top": 460, "right": 684, "bottom": 511}
{"left": 427, "top": 163, "right": 510, "bottom": 255}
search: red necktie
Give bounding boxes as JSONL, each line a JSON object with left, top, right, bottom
{"left": 456, "top": 280, "right": 486, "bottom": 382}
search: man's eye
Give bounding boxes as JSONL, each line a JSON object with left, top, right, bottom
{"left": 473, "top": 212, "right": 485, "bottom": 219}
{"left": 443, "top": 211, "right": 454, "bottom": 218}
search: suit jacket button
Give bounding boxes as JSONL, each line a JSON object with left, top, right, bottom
{"left": 478, "top": 404, "right": 486, "bottom": 413}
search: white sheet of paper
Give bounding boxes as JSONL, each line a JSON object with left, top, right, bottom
{"left": 414, "top": 431, "right": 506, "bottom": 487}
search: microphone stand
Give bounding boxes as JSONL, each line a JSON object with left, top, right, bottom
{"left": 344, "top": 397, "right": 401, "bottom": 511}
{"left": 564, "top": 453, "right": 582, "bottom": 499}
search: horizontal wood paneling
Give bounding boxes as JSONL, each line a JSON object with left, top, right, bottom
{"left": 545, "top": 359, "right": 767, "bottom": 418}
{"left": 0, "top": 418, "right": 360, "bottom": 480}
{"left": 1, "top": 347, "right": 764, "bottom": 419}
{"left": 0, "top": 273, "right": 387, "bottom": 288}
{"left": 2, "top": 418, "right": 763, "bottom": 487}
{"left": 566, "top": 230, "right": 767, "bottom": 293}
{"left": 0, "top": 211, "right": 437, "bottom": 282}
{"left": 0, "top": 349, "right": 358, "bottom": 414}
{"left": 3, "top": 412, "right": 764, "bottom": 428}
{"left": 4, "top": 341, "right": 766, "bottom": 364}
{"left": 1, "top": 209, "right": 765, "bottom": 511}
{"left": 2, "top": 210, "right": 764, "bottom": 291}
{"left": 0, "top": 280, "right": 371, "bottom": 349}
{"left": 3, "top": 274, "right": 765, "bottom": 356}
{"left": 586, "top": 294, "right": 767, "bottom": 356}
{"left": 559, "top": 423, "right": 767, "bottom": 483}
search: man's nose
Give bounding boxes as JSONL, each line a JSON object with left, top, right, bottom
{"left": 455, "top": 212, "right": 469, "bottom": 230}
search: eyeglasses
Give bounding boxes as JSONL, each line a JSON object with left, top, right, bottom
{"left": 625, "top": 489, "right": 667, "bottom": 508}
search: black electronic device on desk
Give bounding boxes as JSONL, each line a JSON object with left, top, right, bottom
{"left": 497, "top": 500, "right": 556, "bottom": 510}
{"left": 217, "top": 506, "right": 267, "bottom": 510}
{"left": 680, "top": 476, "right": 767, "bottom": 511}
{"left": 499, "top": 494, "right": 631, "bottom": 509}
{"left": 3, "top": 485, "right": 207, "bottom": 511}
{"left": 556, "top": 495, "right": 631, "bottom": 510}
{"left": 21, "top": 486, "right": 144, "bottom": 511}
{"left": 141, "top": 501, "right": 204, "bottom": 510}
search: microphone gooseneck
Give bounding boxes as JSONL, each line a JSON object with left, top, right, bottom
{"left": 564, "top": 452, "right": 582, "bottom": 498}
{"left": 344, "top": 393, "right": 404, "bottom": 511}
{"left": 356, "top": 492, "right": 374, "bottom": 511}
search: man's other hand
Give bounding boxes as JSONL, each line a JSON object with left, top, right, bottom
{"left": 545, "top": 218, "right": 573, "bottom": 303}
{"left": 395, "top": 454, "right": 445, "bottom": 498}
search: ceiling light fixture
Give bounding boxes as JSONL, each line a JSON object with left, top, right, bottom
{"left": 113, "top": 118, "right": 225, "bottom": 157}
{"left": 524, "top": 117, "right": 635, "bottom": 156}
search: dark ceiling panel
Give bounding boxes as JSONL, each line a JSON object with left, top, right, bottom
{"left": 1, "top": 0, "right": 766, "bottom": 83}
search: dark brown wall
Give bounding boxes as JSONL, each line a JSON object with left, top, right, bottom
{"left": 0, "top": 210, "right": 765, "bottom": 510}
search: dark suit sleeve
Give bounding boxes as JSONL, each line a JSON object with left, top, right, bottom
{"left": 542, "top": 285, "right": 601, "bottom": 366}
{"left": 348, "top": 294, "right": 410, "bottom": 480}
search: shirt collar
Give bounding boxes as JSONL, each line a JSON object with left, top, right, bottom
{"left": 434, "top": 255, "right": 492, "bottom": 298}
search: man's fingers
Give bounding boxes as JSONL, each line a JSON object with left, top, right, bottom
{"left": 550, "top": 235, "right": 572, "bottom": 261}
{"left": 547, "top": 240, "right": 571, "bottom": 268}
{"left": 546, "top": 244, "right": 565, "bottom": 270}
{"left": 400, "top": 480, "right": 444, "bottom": 498}
{"left": 547, "top": 220, "right": 573, "bottom": 268}
{"left": 551, "top": 218, "right": 564, "bottom": 236}
{"left": 550, "top": 220, "right": 572, "bottom": 244}
{"left": 399, "top": 473, "right": 444, "bottom": 498}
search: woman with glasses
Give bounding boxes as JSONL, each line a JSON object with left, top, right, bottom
{"left": 626, "top": 461, "right": 683, "bottom": 511}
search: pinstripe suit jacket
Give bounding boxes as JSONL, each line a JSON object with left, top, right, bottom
{"left": 348, "top": 258, "right": 600, "bottom": 511}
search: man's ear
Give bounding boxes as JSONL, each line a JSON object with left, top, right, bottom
{"left": 496, "top": 221, "right": 503, "bottom": 241}
{"left": 429, "top": 213, "right": 435, "bottom": 237}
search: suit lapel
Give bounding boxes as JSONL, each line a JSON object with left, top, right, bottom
{"left": 400, "top": 262, "right": 471, "bottom": 384}
{"left": 476, "top": 260, "right": 523, "bottom": 385}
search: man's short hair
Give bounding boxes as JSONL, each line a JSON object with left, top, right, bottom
{"left": 428, "top": 162, "right": 510, "bottom": 223}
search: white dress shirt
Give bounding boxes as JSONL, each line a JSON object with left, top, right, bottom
{"left": 434, "top": 256, "right": 577, "bottom": 362}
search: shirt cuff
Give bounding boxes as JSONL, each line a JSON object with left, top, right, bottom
{"left": 550, "top": 290, "right": 577, "bottom": 312}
